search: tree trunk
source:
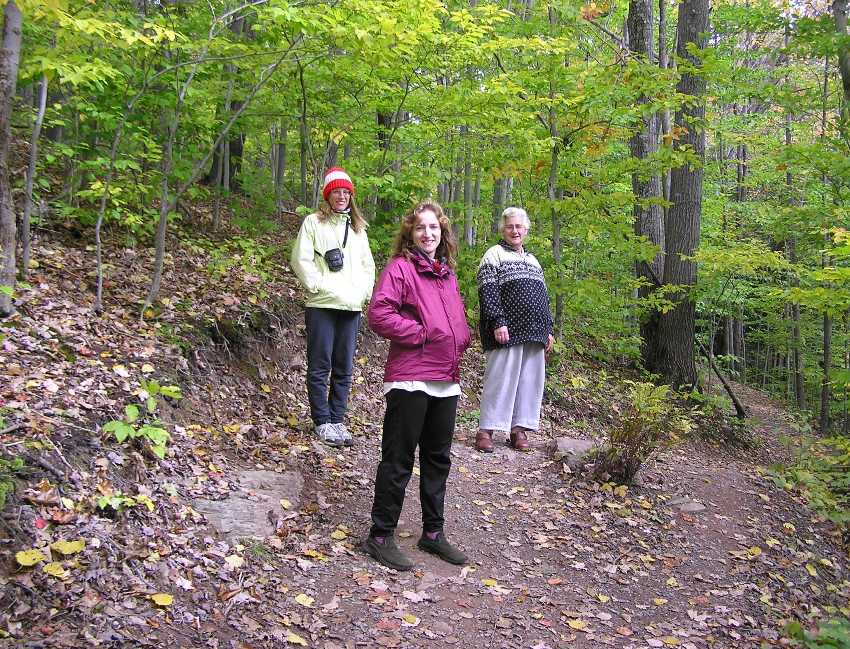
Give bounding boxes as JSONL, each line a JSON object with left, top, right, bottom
{"left": 274, "top": 120, "right": 287, "bottom": 215}
{"left": 0, "top": 1, "right": 22, "bottom": 318}
{"left": 821, "top": 312, "right": 833, "bottom": 434}
{"left": 492, "top": 176, "right": 505, "bottom": 234}
{"left": 463, "top": 128, "right": 474, "bottom": 246}
{"left": 21, "top": 72, "right": 47, "bottom": 278}
{"left": 833, "top": 0, "right": 850, "bottom": 128}
{"left": 644, "top": 0, "right": 708, "bottom": 389}
{"left": 628, "top": 0, "right": 665, "bottom": 367}
{"left": 658, "top": 0, "right": 671, "bottom": 205}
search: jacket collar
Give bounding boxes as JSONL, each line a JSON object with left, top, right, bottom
{"left": 410, "top": 248, "right": 449, "bottom": 277}
{"left": 499, "top": 239, "right": 528, "bottom": 255}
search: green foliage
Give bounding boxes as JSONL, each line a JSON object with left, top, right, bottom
{"left": 785, "top": 618, "right": 850, "bottom": 648}
{"left": 97, "top": 491, "right": 156, "bottom": 515}
{"left": 0, "top": 455, "right": 25, "bottom": 510}
{"left": 592, "top": 382, "right": 693, "bottom": 483}
{"left": 103, "top": 380, "right": 181, "bottom": 459}
{"left": 771, "top": 435, "right": 850, "bottom": 528}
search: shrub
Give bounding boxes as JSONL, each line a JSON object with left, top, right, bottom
{"left": 592, "top": 381, "right": 692, "bottom": 483}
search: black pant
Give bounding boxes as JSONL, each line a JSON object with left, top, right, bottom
{"left": 370, "top": 389, "right": 458, "bottom": 537}
{"left": 305, "top": 307, "right": 361, "bottom": 425}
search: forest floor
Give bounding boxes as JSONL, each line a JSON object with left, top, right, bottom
{"left": 2, "top": 220, "right": 849, "bottom": 648}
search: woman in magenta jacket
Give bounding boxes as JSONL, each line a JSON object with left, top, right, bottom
{"left": 363, "top": 200, "right": 472, "bottom": 572}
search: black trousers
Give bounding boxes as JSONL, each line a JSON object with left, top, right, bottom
{"left": 369, "top": 389, "right": 458, "bottom": 537}
{"left": 304, "top": 307, "right": 361, "bottom": 425}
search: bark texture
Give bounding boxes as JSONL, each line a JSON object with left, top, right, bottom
{"left": 0, "top": 1, "right": 22, "bottom": 318}
{"left": 645, "top": 0, "right": 709, "bottom": 389}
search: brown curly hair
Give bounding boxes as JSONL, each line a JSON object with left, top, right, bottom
{"left": 392, "top": 201, "right": 458, "bottom": 269}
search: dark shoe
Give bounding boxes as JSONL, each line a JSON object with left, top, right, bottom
{"left": 509, "top": 428, "right": 530, "bottom": 451}
{"left": 475, "top": 430, "right": 494, "bottom": 453}
{"left": 363, "top": 536, "right": 413, "bottom": 571}
{"left": 417, "top": 532, "right": 468, "bottom": 565}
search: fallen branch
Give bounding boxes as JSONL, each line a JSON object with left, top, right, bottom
{"left": 698, "top": 341, "right": 748, "bottom": 420}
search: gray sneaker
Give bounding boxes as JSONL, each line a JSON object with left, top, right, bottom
{"left": 316, "top": 423, "right": 343, "bottom": 447}
{"left": 417, "top": 532, "right": 468, "bottom": 565}
{"left": 333, "top": 423, "right": 353, "bottom": 447}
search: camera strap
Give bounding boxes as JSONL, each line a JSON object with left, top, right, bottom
{"left": 315, "top": 217, "right": 351, "bottom": 257}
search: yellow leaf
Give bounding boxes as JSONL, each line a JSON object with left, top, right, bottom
{"left": 295, "top": 593, "right": 314, "bottom": 608}
{"left": 42, "top": 562, "right": 69, "bottom": 579}
{"left": 820, "top": 558, "right": 834, "bottom": 568}
{"left": 16, "top": 549, "right": 46, "bottom": 566}
{"left": 662, "top": 637, "right": 681, "bottom": 646}
{"left": 597, "top": 593, "right": 610, "bottom": 603}
{"left": 458, "top": 466, "right": 469, "bottom": 474}
{"left": 412, "top": 466, "right": 420, "bottom": 476}
{"left": 141, "top": 363, "right": 155, "bottom": 374}
{"left": 806, "top": 563, "right": 818, "bottom": 577}
{"left": 261, "top": 383, "right": 272, "bottom": 393}
{"left": 330, "top": 529, "right": 347, "bottom": 540}
{"left": 653, "top": 597, "right": 668, "bottom": 606}
{"left": 666, "top": 577, "right": 679, "bottom": 587}
{"left": 225, "top": 555, "right": 244, "bottom": 569}
{"left": 747, "top": 546, "right": 762, "bottom": 558}
{"left": 287, "top": 415, "right": 299, "bottom": 428}
{"left": 150, "top": 593, "right": 173, "bottom": 606}
{"left": 766, "top": 538, "right": 781, "bottom": 548}
{"left": 613, "top": 485, "right": 628, "bottom": 498}
{"left": 402, "top": 613, "right": 420, "bottom": 626}
{"left": 286, "top": 631, "right": 308, "bottom": 646}
{"left": 567, "top": 618, "right": 588, "bottom": 631}
{"left": 112, "top": 364, "right": 130, "bottom": 378}
{"left": 280, "top": 499, "right": 293, "bottom": 510}
{"left": 50, "top": 539, "right": 85, "bottom": 555}
{"left": 481, "top": 578, "right": 498, "bottom": 587}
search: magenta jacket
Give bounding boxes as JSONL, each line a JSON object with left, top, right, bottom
{"left": 368, "top": 252, "right": 472, "bottom": 383}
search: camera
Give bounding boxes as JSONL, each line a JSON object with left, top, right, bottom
{"left": 324, "top": 248, "right": 344, "bottom": 272}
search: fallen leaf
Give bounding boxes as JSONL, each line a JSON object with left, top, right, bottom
{"left": 50, "top": 539, "right": 85, "bottom": 556}
{"left": 330, "top": 529, "right": 347, "bottom": 540}
{"left": 286, "top": 631, "right": 308, "bottom": 646}
{"left": 295, "top": 593, "right": 314, "bottom": 608}
{"left": 16, "top": 549, "right": 46, "bottom": 567}
{"left": 42, "top": 562, "right": 69, "bottom": 579}
{"left": 112, "top": 364, "right": 130, "bottom": 378}
{"left": 225, "top": 555, "right": 244, "bottom": 569}
{"left": 150, "top": 593, "right": 173, "bottom": 606}
{"left": 567, "top": 619, "right": 589, "bottom": 631}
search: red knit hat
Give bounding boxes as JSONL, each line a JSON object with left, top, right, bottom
{"left": 322, "top": 167, "right": 354, "bottom": 201}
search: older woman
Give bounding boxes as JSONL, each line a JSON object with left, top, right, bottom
{"left": 475, "top": 207, "right": 554, "bottom": 453}
{"left": 291, "top": 167, "right": 375, "bottom": 447}
{"left": 364, "top": 200, "right": 471, "bottom": 571}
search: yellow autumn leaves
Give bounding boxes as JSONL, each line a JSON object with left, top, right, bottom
{"left": 16, "top": 539, "right": 86, "bottom": 580}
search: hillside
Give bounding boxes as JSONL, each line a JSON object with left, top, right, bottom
{"left": 1, "top": 223, "right": 848, "bottom": 648}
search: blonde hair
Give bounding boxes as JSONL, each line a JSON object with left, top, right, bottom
{"left": 392, "top": 201, "right": 458, "bottom": 269}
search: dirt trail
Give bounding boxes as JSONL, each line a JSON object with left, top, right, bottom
{"left": 234, "top": 377, "right": 849, "bottom": 649}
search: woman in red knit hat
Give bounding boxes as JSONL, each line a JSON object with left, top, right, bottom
{"left": 291, "top": 168, "right": 375, "bottom": 447}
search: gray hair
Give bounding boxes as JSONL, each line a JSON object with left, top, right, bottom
{"left": 501, "top": 206, "right": 530, "bottom": 229}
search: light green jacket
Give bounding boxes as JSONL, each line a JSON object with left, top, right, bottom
{"left": 290, "top": 211, "right": 375, "bottom": 311}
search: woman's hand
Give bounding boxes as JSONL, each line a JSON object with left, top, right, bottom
{"left": 545, "top": 334, "right": 554, "bottom": 353}
{"left": 494, "top": 326, "right": 509, "bottom": 345}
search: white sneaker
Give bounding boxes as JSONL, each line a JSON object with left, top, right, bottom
{"left": 334, "top": 423, "right": 353, "bottom": 447}
{"left": 316, "top": 423, "right": 343, "bottom": 447}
